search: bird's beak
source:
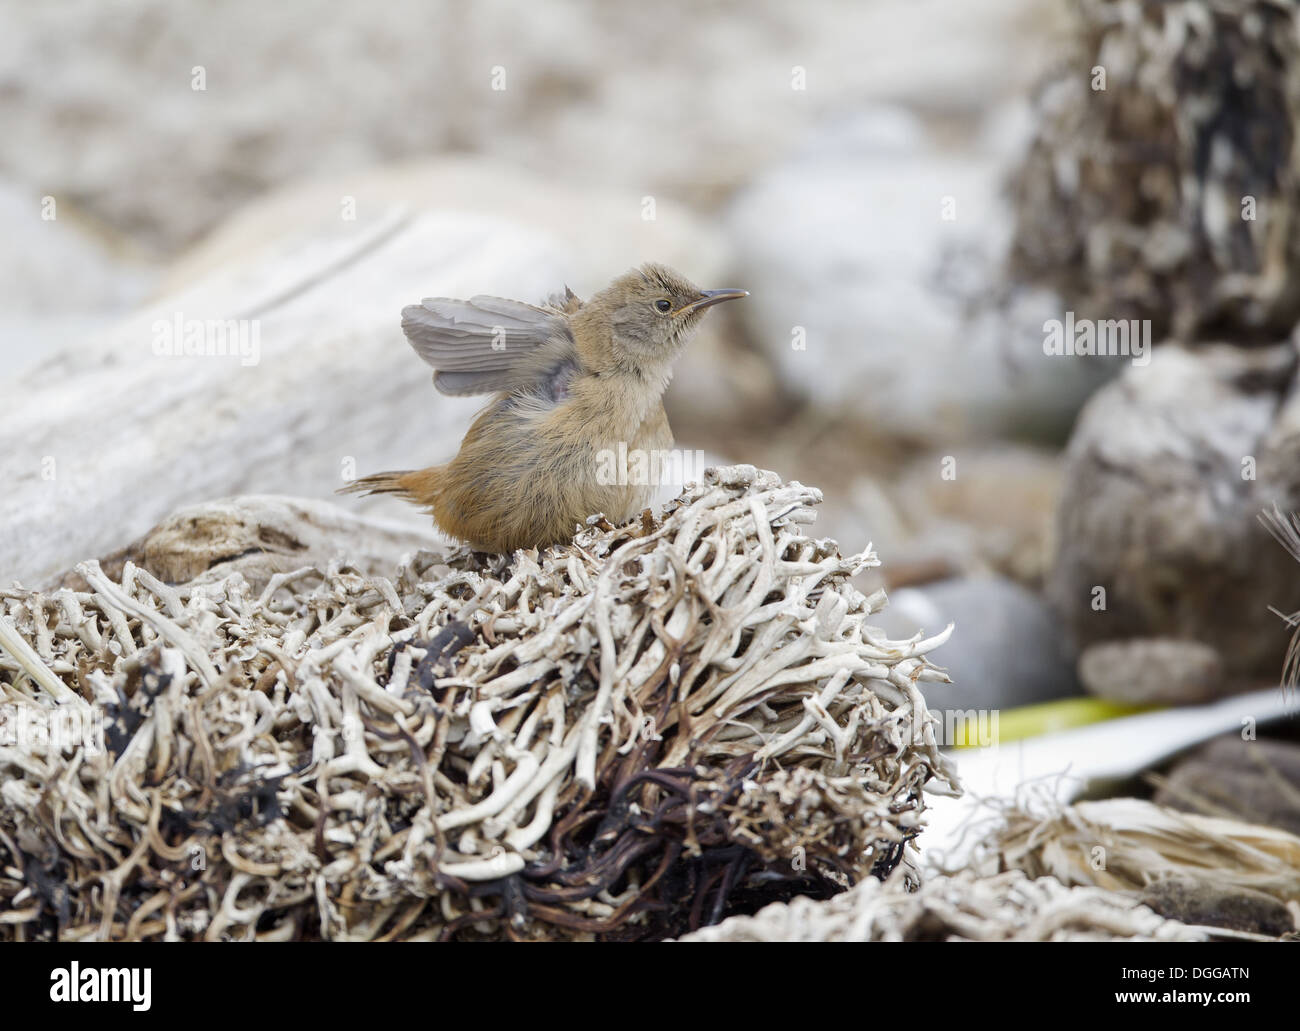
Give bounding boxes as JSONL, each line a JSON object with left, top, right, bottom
{"left": 678, "top": 289, "right": 748, "bottom": 316}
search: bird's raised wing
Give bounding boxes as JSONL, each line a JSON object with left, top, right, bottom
{"left": 401, "top": 293, "right": 579, "bottom": 397}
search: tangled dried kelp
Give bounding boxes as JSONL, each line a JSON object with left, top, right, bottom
{"left": 677, "top": 868, "right": 1203, "bottom": 942}
{"left": 1261, "top": 504, "right": 1300, "bottom": 693}
{"left": 0, "top": 466, "right": 957, "bottom": 940}
{"left": 1011, "top": 0, "right": 1300, "bottom": 341}
{"left": 991, "top": 797, "right": 1300, "bottom": 936}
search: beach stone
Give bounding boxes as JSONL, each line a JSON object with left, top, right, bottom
{"left": 1048, "top": 343, "right": 1300, "bottom": 684}
{"left": 1154, "top": 735, "right": 1300, "bottom": 838}
{"left": 727, "top": 105, "right": 1116, "bottom": 444}
{"left": 1077, "top": 638, "right": 1224, "bottom": 704}
{"left": 874, "top": 575, "right": 1081, "bottom": 718}
{"left": 1138, "top": 877, "right": 1293, "bottom": 937}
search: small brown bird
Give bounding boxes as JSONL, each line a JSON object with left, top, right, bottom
{"left": 340, "top": 263, "right": 747, "bottom": 553}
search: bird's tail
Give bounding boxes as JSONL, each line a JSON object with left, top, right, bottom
{"left": 337, "top": 470, "right": 416, "bottom": 499}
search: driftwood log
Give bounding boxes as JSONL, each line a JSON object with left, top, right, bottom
{"left": 0, "top": 158, "right": 727, "bottom": 588}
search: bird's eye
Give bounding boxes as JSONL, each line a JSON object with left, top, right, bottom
{"left": 655, "top": 299, "right": 672, "bottom": 313}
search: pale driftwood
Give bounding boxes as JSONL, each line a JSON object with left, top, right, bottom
{"left": 59, "top": 494, "right": 443, "bottom": 590}
{"left": 0, "top": 159, "right": 727, "bottom": 588}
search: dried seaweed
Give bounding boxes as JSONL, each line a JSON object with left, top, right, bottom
{"left": 993, "top": 797, "right": 1300, "bottom": 908}
{"left": 678, "top": 868, "right": 1203, "bottom": 942}
{"left": 1260, "top": 503, "right": 1300, "bottom": 694}
{"left": 682, "top": 791, "right": 1300, "bottom": 941}
{"left": 0, "top": 466, "right": 957, "bottom": 940}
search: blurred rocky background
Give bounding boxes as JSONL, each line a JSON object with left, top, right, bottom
{"left": 4, "top": 0, "right": 1300, "bottom": 741}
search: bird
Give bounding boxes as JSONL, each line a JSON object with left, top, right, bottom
{"left": 339, "top": 263, "right": 747, "bottom": 553}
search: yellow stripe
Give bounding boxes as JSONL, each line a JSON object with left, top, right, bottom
{"left": 949, "top": 697, "right": 1163, "bottom": 748}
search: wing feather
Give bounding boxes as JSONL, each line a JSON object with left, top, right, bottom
{"left": 400, "top": 293, "right": 579, "bottom": 396}
{"left": 432, "top": 369, "right": 520, "bottom": 396}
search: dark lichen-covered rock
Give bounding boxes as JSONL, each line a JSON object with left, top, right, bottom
{"left": 1155, "top": 735, "right": 1300, "bottom": 838}
{"left": 1048, "top": 343, "right": 1300, "bottom": 685}
{"left": 1010, "top": 0, "right": 1300, "bottom": 342}
{"left": 1138, "top": 876, "right": 1294, "bottom": 937}
{"left": 1078, "top": 638, "right": 1224, "bottom": 704}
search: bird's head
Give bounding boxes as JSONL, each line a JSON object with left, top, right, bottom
{"left": 580, "top": 262, "right": 747, "bottom": 372}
